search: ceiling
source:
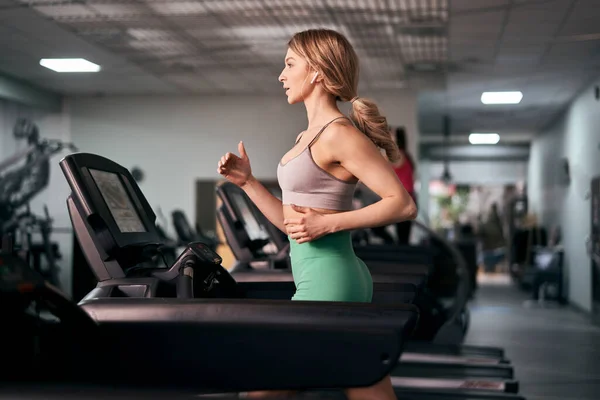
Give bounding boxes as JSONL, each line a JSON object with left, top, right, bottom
{"left": 422, "top": 0, "right": 600, "bottom": 139}
{"left": 0, "top": 0, "right": 599, "bottom": 141}
{"left": 0, "top": 0, "right": 449, "bottom": 94}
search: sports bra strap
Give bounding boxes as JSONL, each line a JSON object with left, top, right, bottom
{"left": 307, "top": 116, "right": 349, "bottom": 148}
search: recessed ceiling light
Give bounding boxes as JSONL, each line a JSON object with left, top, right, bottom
{"left": 469, "top": 133, "right": 500, "bottom": 145}
{"left": 39, "top": 58, "right": 101, "bottom": 73}
{"left": 481, "top": 91, "right": 523, "bottom": 105}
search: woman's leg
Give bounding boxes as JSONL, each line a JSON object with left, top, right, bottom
{"left": 344, "top": 374, "right": 397, "bottom": 400}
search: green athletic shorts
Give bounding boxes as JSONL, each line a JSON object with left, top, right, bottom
{"left": 289, "top": 231, "right": 373, "bottom": 303}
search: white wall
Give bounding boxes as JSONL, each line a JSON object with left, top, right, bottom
{"left": 527, "top": 119, "right": 567, "bottom": 226}
{"left": 69, "top": 90, "right": 418, "bottom": 229}
{"left": 374, "top": 91, "right": 420, "bottom": 161}
{"left": 528, "top": 77, "right": 600, "bottom": 312}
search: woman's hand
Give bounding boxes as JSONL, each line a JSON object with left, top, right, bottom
{"left": 217, "top": 141, "right": 253, "bottom": 187}
{"left": 284, "top": 205, "right": 332, "bottom": 244}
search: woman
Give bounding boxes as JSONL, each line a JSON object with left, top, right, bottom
{"left": 391, "top": 127, "right": 417, "bottom": 244}
{"left": 217, "top": 29, "right": 417, "bottom": 400}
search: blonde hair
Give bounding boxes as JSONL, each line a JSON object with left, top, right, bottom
{"left": 288, "top": 29, "right": 400, "bottom": 162}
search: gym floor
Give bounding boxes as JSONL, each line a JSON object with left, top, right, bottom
{"left": 466, "top": 275, "right": 600, "bottom": 400}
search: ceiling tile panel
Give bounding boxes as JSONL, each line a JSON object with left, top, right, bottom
{"left": 559, "top": 0, "right": 600, "bottom": 36}
{"left": 148, "top": 1, "right": 208, "bottom": 16}
{"left": 450, "top": 11, "right": 505, "bottom": 41}
{"left": 3, "top": 0, "right": 596, "bottom": 140}
{"left": 542, "top": 41, "right": 599, "bottom": 66}
{"left": 452, "top": 0, "right": 511, "bottom": 12}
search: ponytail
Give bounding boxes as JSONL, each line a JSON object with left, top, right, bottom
{"left": 349, "top": 97, "right": 400, "bottom": 162}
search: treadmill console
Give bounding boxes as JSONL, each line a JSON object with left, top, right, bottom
{"left": 88, "top": 168, "right": 147, "bottom": 234}
{"left": 61, "top": 153, "right": 235, "bottom": 299}
{"left": 60, "top": 153, "right": 164, "bottom": 280}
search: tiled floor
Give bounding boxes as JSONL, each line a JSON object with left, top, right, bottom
{"left": 465, "top": 274, "right": 600, "bottom": 400}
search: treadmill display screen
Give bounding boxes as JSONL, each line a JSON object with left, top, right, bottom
{"left": 230, "top": 190, "right": 269, "bottom": 241}
{"left": 89, "top": 169, "right": 146, "bottom": 233}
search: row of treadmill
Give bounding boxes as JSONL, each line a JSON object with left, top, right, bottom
{"left": 1, "top": 152, "right": 528, "bottom": 400}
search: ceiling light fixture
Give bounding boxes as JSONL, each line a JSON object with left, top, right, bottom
{"left": 481, "top": 91, "right": 523, "bottom": 105}
{"left": 469, "top": 133, "right": 500, "bottom": 145}
{"left": 39, "top": 58, "right": 101, "bottom": 73}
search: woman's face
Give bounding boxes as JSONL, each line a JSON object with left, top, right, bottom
{"left": 278, "top": 48, "right": 314, "bottom": 105}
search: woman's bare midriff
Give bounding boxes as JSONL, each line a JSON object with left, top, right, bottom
{"left": 282, "top": 204, "right": 344, "bottom": 219}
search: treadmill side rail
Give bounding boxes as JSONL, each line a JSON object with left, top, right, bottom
{"left": 77, "top": 298, "right": 419, "bottom": 391}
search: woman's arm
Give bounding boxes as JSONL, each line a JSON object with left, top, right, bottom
{"left": 217, "top": 141, "right": 286, "bottom": 233}
{"left": 241, "top": 177, "right": 286, "bottom": 233}
{"left": 247, "top": 131, "right": 307, "bottom": 233}
{"left": 326, "top": 126, "right": 417, "bottom": 232}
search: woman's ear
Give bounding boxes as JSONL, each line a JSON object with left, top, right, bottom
{"left": 310, "top": 71, "right": 319, "bottom": 84}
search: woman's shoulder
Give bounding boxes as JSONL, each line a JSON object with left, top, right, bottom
{"left": 320, "top": 119, "right": 368, "bottom": 145}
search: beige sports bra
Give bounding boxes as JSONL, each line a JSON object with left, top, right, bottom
{"left": 277, "top": 116, "right": 357, "bottom": 211}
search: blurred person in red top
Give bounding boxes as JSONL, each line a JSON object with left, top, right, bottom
{"left": 391, "top": 127, "right": 416, "bottom": 244}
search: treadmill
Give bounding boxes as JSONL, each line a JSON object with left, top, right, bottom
{"left": 214, "top": 182, "right": 521, "bottom": 396}
{"left": 43, "top": 152, "right": 524, "bottom": 400}
{"left": 36, "top": 152, "right": 420, "bottom": 396}
{"left": 0, "top": 250, "right": 414, "bottom": 398}
{"left": 354, "top": 232, "right": 505, "bottom": 360}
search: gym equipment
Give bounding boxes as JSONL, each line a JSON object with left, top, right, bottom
{"left": 352, "top": 224, "right": 509, "bottom": 362}
{"left": 354, "top": 245, "right": 506, "bottom": 361}
{"left": 0, "top": 241, "right": 411, "bottom": 395}
{"left": 1, "top": 152, "right": 525, "bottom": 400}
{"left": 0, "top": 254, "right": 516, "bottom": 399}
{"left": 55, "top": 152, "right": 525, "bottom": 399}
{"left": 217, "top": 181, "right": 291, "bottom": 272}
{"left": 354, "top": 222, "right": 471, "bottom": 345}
{"left": 590, "top": 176, "right": 600, "bottom": 315}
{"left": 57, "top": 152, "right": 420, "bottom": 393}
{"left": 0, "top": 118, "right": 77, "bottom": 287}
{"left": 171, "top": 209, "right": 219, "bottom": 251}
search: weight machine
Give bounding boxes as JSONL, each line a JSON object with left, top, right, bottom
{"left": 0, "top": 118, "right": 78, "bottom": 287}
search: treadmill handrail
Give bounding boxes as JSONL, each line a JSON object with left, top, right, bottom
{"left": 80, "top": 297, "right": 419, "bottom": 331}
{"left": 412, "top": 220, "right": 471, "bottom": 339}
